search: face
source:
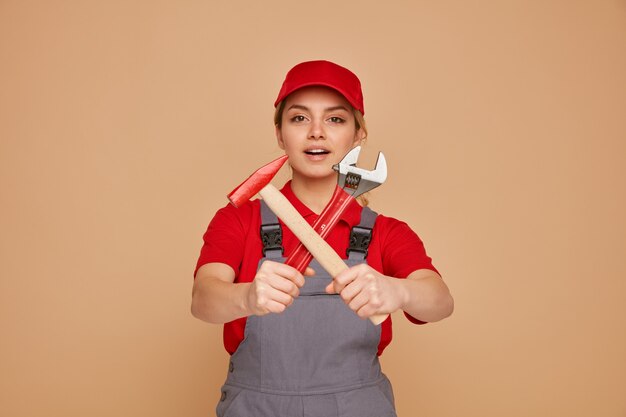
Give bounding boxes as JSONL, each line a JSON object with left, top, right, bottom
{"left": 276, "top": 86, "right": 365, "bottom": 182}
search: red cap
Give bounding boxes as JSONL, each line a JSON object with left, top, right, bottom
{"left": 274, "top": 60, "right": 364, "bottom": 115}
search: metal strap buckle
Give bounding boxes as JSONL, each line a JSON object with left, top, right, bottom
{"left": 346, "top": 225, "right": 372, "bottom": 258}
{"left": 260, "top": 223, "right": 284, "bottom": 256}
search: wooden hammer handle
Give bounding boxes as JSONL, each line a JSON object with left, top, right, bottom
{"left": 259, "top": 184, "right": 388, "bottom": 325}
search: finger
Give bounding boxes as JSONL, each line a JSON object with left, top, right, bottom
{"left": 347, "top": 291, "right": 370, "bottom": 316}
{"left": 338, "top": 277, "right": 365, "bottom": 304}
{"left": 355, "top": 288, "right": 385, "bottom": 319}
{"left": 304, "top": 266, "right": 316, "bottom": 276}
{"left": 263, "top": 299, "right": 290, "bottom": 314}
{"left": 356, "top": 302, "right": 383, "bottom": 319}
{"left": 257, "top": 286, "right": 294, "bottom": 309}
{"left": 255, "top": 268, "right": 300, "bottom": 298}
{"left": 259, "top": 259, "right": 281, "bottom": 270}
{"left": 271, "top": 263, "right": 306, "bottom": 288}
{"left": 332, "top": 268, "right": 358, "bottom": 293}
{"left": 267, "top": 276, "right": 300, "bottom": 298}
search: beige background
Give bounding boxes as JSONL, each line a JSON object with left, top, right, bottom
{"left": 1, "top": 1, "right": 625, "bottom": 416}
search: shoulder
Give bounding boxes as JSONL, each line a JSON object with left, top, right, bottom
{"left": 196, "top": 199, "right": 263, "bottom": 276}
{"left": 372, "top": 212, "right": 420, "bottom": 240}
{"left": 207, "top": 199, "right": 261, "bottom": 235}
{"left": 370, "top": 211, "right": 437, "bottom": 277}
{"left": 371, "top": 211, "right": 428, "bottom": 255}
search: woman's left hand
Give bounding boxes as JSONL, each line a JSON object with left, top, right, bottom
{"left": 325, "top": 264, "right": 407, "bottom": 319}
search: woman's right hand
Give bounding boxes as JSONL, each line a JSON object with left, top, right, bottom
{"left": 245, "top": 260, "right": 313, "bottom": 316}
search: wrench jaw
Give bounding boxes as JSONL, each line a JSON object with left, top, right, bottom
{"left": 333, "top": 148, "right": 387, "bottom": 197}
{"left": 339, "top": 145, "right": 361, "bottom": 167}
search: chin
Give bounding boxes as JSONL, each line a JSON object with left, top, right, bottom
{"left": 309, "top": 171, "right": 337, "bottom": 181}
{"left": 293, "top": 167, "right": 335, "bottom": 181}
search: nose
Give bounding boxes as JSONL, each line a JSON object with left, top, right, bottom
{"left": 308, "top": 118, "right": 325, "bottom": 140}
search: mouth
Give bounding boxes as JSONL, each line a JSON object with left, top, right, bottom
{"left": 304, "top": 148, "right": 331, "bottom": 156}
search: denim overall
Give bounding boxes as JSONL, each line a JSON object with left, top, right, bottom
{"left": 216, "top": 201, "right": 397, "bottom": 417}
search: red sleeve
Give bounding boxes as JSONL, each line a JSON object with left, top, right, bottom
{"left": 378, "top": 215, "right": 440, "bottom": 324}
{"left": 194, "top": 203, "right": 249, "bottom": 278}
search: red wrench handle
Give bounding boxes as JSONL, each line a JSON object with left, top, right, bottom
{"left": 285, "top": 185, "right": 354, "bottom": 273}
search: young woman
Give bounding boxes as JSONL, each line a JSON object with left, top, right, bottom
{"left": 192, "top": 60, "right": 454, "bottom": 417}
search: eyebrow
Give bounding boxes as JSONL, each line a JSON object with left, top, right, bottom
{"left": 286, "top": 104, "right": 350, "bottom": 112}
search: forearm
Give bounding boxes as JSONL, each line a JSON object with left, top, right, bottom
{"left": 396, "top": 269, "right": 454, "bottom": 322}
{"left": 192, "top": 278, "right": 254, "bottom": 324}
{"left": 191, "top": 262, "right": 254, "bottom": 324}
{"left": 191, "top": 278, "right": 253, "bottom": 324}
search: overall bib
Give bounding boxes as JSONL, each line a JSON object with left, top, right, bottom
{"left": 216, "top": 202, "right": 397, "bottom": 417}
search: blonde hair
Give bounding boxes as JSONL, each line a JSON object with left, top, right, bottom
{"left": 274, "top": 100, "right": 370, "bottom": 206}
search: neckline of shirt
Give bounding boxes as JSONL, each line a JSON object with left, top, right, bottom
{"left": 279, "top": 180, "right": 362, "bottom": 228}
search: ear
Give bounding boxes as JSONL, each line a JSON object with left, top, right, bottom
{"left": 276, "top": 125, "right": 285, "bottom": 150}
{"left": 353, "top": 127, "right": 366, "bottom": 146}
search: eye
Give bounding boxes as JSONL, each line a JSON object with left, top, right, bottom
{"left": 328, "top": 116, "right": 345, "bottom": 123}
{"left": 291, "top": 115, "right": 307, "bottom": 122}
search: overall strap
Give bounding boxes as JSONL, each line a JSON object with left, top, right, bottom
{"left": 259, "top": 199, "right": 283, "bottom": 259}
{"left": 260, "top": 200, "right": 378, "bottom": 261}
{"left": 347, "top": 206, "right": 378, "bottom": 261}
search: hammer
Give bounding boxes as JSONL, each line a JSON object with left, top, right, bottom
{"left": 228, "top": 151, "right": 389, "bottom": 325}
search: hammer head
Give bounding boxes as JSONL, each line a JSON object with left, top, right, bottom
{"left": 332, "top": 146, "right": 387, "bottom": 197}
{"left": 227, "top": 154, "right": 289, "bottom": 207}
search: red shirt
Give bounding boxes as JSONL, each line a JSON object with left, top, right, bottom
{"left": 195, "top": 181, "right": 439, "bottom": 356}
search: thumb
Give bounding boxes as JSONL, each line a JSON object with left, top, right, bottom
{"left": 325, "top": 281, "right": 336, "bottom": 294}
{"left": 304, "top": 266, "right": 316, "bottom": 276}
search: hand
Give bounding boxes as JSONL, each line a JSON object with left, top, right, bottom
{"left": 325, "top": 264, "right": 407, "bottom": 319}
{"left": 245, "top": 260, "right": 314, "bottom": 316}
